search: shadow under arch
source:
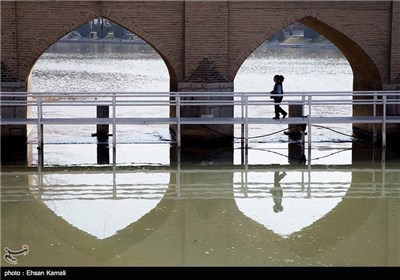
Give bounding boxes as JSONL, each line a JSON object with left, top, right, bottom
{"left": 232, "top": 14, "right": 382, "bottom": 91}
{"left": 23, "top": 13, "right": 178, "bottom": 90}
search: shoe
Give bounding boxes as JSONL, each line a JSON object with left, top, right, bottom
{"left": 282, "top": 112, "right": 287, "bottom": 119}
{"left": 273, "top": 116, "right": 279, "bottom": 120}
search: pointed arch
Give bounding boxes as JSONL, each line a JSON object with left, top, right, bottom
{"left": 23, "top": 12, "right": 178, "bottom": 90}
{"left": 231, "top": 10, "right": 383, "bottom": 91}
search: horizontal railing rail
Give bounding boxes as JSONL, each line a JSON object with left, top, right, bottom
{"left": 2, "top": 164, "right": 397, "bottom": 201}
{"left": 1, "top": 91, "right": 400, "bottom": 148}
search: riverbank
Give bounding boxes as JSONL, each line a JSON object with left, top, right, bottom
{"left": 59, "top": 35, "right": 337, "bottom": 49}
{"left": 263, "top": 35, "right": 336, "bottom": 49}
{"left": 59, "top": 38, "right": 147, "bottom": 45}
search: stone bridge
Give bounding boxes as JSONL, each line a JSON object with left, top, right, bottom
{"left": 1, "top": 0, "right": 399, "bottom": 144}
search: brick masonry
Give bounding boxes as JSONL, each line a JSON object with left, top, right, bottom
{"left": 1, "top": 0, "right": 399, "bottom": 141}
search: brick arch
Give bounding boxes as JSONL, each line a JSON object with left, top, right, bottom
{"left": 298, "top": 11, "right": 382, "bottom": 91}
{"left": 231, "top": 10, "right": 382, "bottom": 91}
{"left": 18, "top": 11, "right": 92, "bottom": 81}
{"left": 100, "top": 10, "right": 179, "bottom": 89}
{"left": 23, "top": 12, "right": 178, "bottom": 90}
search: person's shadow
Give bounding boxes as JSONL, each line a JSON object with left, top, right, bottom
{"left": 270, "top": 171, "right": 286, "bottom": 213}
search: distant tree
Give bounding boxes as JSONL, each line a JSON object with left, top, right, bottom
{"left": 92, "top": 23, "right": 109, "bottom": 38}
{"left": 304, "top": 27, "right": 320, "bottom": 39}
{"left": 112, "top": 24, "right": 127, "bottom": 39}
{"left": 77, "top": 23, "right": 91, "bottom": 38}
{"left": 75, "top": 18, "right": 129, "bottom": 39}
{"left": 276, "top": 30, "right": 286, "bottom": 42}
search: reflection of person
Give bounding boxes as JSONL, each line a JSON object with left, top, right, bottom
{"left": 270, "top": 171, "right": 286, "bottom": 212}
{"left": 270, "top": 75, "right": 287, "bottom": 120}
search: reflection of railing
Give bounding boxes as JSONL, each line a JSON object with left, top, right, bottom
{"left": 1, "top": 91, "right": 400, "bottom": 148}
{"left": 2, "top": 164, "right": 398, "bottom": 202}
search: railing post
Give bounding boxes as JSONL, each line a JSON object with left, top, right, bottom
{"left": 301, "top": 92, "right": 306, "bottom": 143}
{"left": 245, "top": 96, "right": 249, "bottom": 149}
{"left": 176, "top": 94, "right": 181, "bottom": 148}
{"left": 382, "top": 95, "right": 387, "bottom": 147}
{"left": 241, "top": 94, "right": 245, "bottom": 149}
{"left": 373, "top": 92, "right": 377, "bottom": 142}
{"left": 36, "top": 95, "right": 44, "bottom": 166}
{"left": 37, "top": 95, "right": 43, "bottom": 151}
{"left": 112, "top": 93, "right": 116, "bottom": 149}
{"left": 307, "top": 142, "right": 312, "bottom": 198}
{"left": 307, "top": 94, "right": 312, "bottom": 148}
{"left": 113, "top": 159, "right": 117, "bottom": 199}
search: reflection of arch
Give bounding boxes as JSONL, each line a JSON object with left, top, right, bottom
{"left": 1, "top": 187, "right": 380, "bottom": 265}
{"left": 4, "top": 166, "right": 387, "bottom": 264}
{"left": 285, "top": 194, "right": 380, "bottom": 257}
{"left": 232, "top": 11, "right": 382, "bottom": 90}
{"left": 21, "top": 197, "right": 176, "bottom": 261}
{"left": 236, "top": 189, "right": 380, "bottom": 258}
{"left": 24, "top": 12, "right": 178, "bottom": 89}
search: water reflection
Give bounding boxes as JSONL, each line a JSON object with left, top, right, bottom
{"left": 235, "top": 170, "right": 352, "bottom": 238}
{"left": 271, "top": 171, "right": 285, "bottom": 213}
{"left": 1, "top": 146, "right": 399, "bottom": 266}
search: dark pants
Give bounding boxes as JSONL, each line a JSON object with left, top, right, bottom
{"left": 273, "top": 96, "right": 286, "bottom": 118}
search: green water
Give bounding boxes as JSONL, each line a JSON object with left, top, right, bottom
{"left": 1, "top": 143, "right": 399, "bottom": 266}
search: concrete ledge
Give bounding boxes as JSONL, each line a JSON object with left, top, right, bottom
{"left": 1, "top": 82, "right": 27, "bottom": 89}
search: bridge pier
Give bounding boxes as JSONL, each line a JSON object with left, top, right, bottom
{"left": 352, "top": 90, "right": 400, "bottom": 146}
{"left": 170, "top": 82, "right": 234, "bottom": 145}
{"left": 1, "top": 81, "right": 29, "bottom": 140}
{"left": 1, "top": 80, "right": 30, "bottom": 164}
{"left": 285, "top": 101, "right": 307, "bottom": 141}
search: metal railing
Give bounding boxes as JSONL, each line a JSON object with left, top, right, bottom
{"left": 1, "top": 91, "right": 400, "bottom": 148}
{"left": 1, "top": 163, "right": 398, "bottom": 201}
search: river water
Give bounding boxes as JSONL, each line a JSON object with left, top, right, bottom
{"left": 1, "top": 42, "right": 399, "bottom": 267}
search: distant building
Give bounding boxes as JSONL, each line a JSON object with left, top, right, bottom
{"left": 89, "top": 32, "right": 97, "bottom": 39}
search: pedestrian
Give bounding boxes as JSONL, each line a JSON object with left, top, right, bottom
{"left": 270, "top": 75, "right": 287, "bottom": 120}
